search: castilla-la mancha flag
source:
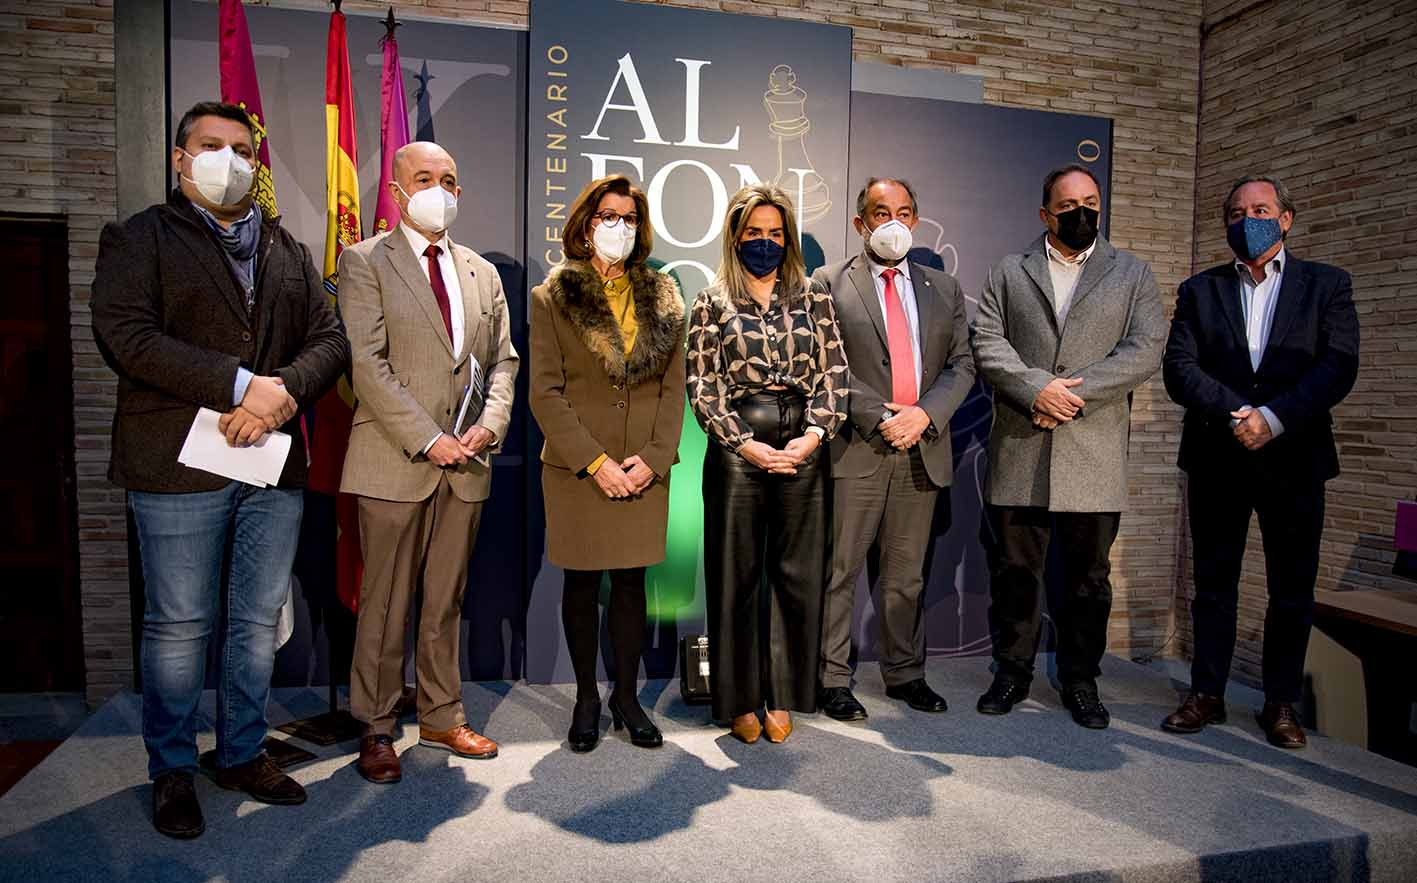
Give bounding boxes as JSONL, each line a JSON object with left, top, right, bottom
{"left": 373, "top": 23, "right": 410, "bottom": 236}
{"left": 218, "top": 0, "right": 277, "bottom": 218}
{"left": 310, "top": 4, "right": 363, "bottom": 611}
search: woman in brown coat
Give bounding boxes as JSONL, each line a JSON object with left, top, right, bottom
{"left": 529, "top": 175, "right": 686, "bottom": 752}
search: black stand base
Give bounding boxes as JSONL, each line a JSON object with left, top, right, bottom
{"left": 198, "top": 736, "right": 317, "bottom": 772}
{"left": 275, "top": 710, "right": 363, "bottom": 747}
{"left": 276, "top": 685, "right": 418, "bottom": 747}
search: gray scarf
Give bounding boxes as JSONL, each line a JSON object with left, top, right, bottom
{"left": 195, "top": 205, "right": 261, "bottom": 311}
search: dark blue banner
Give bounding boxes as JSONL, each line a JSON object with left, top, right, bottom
{"left": 525, "top": 0, "right": 854, "bottom": 683}
{"left": 844, "top": 90, "right": 1113, "bottom": 664}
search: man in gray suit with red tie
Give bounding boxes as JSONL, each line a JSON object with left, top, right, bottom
{"left": 813, "top": 178, "right": 976, "bottom": 720}
{"left": 339, "top": 142, "right": 519, "bottom": 783}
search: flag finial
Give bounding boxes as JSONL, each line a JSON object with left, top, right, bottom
{"left": 331, "top": 0, "right": 342, "bottom": 13}
{"left": 380, "top": 8, "right": 400, "bottom": 46}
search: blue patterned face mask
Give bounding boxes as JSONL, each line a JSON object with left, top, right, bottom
{"left": 738, "top": 238, "right": 785, "bottom": 278}
{"left": 1226, "top": 216, "right": 1283, "bottom": 262}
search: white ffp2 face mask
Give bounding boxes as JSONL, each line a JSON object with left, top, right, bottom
{"left": 867, "top": 218, "right": 913, "bottom": 263}
{"left": 592, "top": 219, "right": 637, "bottom": 265}
{"left": 182, "top": 146, "right": 255, "bottom": 208}
{"left": 398, "top": 183, "right": 459, "bottom": 233}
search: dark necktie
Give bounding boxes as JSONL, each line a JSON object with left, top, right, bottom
{"left": 423, "top": 243, "right": 454, "bottom": 344}
{"left": 881, "top": 268, "right": 917, "bottom": 405}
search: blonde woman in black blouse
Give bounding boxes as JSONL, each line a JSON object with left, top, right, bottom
{"left": 687, "top": 183, "right": 849, "bottom": 744}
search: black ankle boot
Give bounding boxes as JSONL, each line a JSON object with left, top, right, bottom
{"left": 568, "top": 696, "right": 601, "bottom": 753}
{"left": 608, "top": 694, "right": 662, "bottom": 748}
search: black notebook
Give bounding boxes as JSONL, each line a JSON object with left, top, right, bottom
{"left": 452, "top": 357, "right": 489, "bottom": 464}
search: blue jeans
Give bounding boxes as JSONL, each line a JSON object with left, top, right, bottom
{"left": 130, "top": 483, "right": 302, "bottom": 779}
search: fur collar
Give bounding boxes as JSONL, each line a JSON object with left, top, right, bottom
{"left": 546, "top": 260, "right": 685, "bottom": 388}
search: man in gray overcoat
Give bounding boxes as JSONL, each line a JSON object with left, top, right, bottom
{"left": 971, "top": 164, "right": 1165, "bottom": 729}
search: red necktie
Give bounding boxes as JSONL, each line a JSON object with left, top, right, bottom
{"left": 881, "top": 268, "right": 917, "bottom": 405}
{"left": 423, "top": 243, "right": 454, "bottom": 344}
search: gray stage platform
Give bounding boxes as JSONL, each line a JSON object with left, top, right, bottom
{"left": 2, "top": 655, "right": 1416, "bottom": 882}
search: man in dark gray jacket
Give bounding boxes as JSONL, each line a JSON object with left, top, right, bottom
{"left": 92, "top": 101, "right": 347, "bottom": 838}
{"left": 971, "top": 164, "right": 1165, "bottom": 729}
{"left": 812, "top": 178, "right": 975, "bottom": 720}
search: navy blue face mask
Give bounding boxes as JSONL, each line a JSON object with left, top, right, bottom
{"left": 1227, "top": 216, "right": 1284, "bottom": 262}
{"left": 738, "top": 238, "right": 785, "bottom": 278}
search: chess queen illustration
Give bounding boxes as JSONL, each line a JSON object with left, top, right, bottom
{"left": 764, "top": 64, "right": 831, "bottom": 225}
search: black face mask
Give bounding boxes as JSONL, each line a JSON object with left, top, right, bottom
{"left": 1050, "top": 205, "right": 1100, "bottom": 251}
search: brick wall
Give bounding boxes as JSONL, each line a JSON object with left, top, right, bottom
{"left": 5, "top": 0, "right": 1209, "bottom": 701}
{"left": 0, "top": 0, "right": 122, "bottom": 702}
{"left": 1184, "top": 0, "right": 1417, "bottom": 687}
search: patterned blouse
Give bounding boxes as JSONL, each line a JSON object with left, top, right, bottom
{"left": 686, "top": 281, "right": 849, "bottom": 450}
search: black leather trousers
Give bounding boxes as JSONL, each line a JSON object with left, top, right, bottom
{"left": 703, "top": 391, "right": 827, "bottom": 721}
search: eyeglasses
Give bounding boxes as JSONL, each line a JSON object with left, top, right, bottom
{"left": 593, "top": 210, "right": 638, "bottom": 227}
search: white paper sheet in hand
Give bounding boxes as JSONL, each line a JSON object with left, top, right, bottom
{"left": 177, "top": 408, "right": 292, "bottom": 487}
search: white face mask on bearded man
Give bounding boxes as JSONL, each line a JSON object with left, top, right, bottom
{"left": 182, "top": 145, "right": 255, "bottom": 208}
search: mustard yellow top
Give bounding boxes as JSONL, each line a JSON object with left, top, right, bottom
{"left": 603, "top": 272, "right": 638, "bottom": 354}
{"left": 586, "top": 272, "right": 638, "bottom": 476}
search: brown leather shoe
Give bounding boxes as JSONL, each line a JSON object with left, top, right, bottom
{"left": 763, "top": 710, "right": 793, "bottom": 744}
{"left": 357, "top": 735, "right": 402, "bottom": 783}
{"left": 1162, "top": 692, "right": 1227, "bottom": 734}
{"left": 1257, "top": 702, "right": 1307, "bottom": 749}
{"left": 214, "top": 752, "right": 307, "bottom": 805}
{"left": 153, "top": 771, "right": 204, "bottom": 839}
{"left": 419, "top": 724, "right": 498, "bottom": 759}
{"left": 731, "top": 712, "right": 762, "bottom": 744}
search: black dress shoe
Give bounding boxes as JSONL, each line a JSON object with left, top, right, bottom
{"left": 885, "top": 678, "right": 948, "bottom": 713}
{"left": 153, "top": 771, "right": 204, "bottom": 839}
{"left": 977, "top": 677, "right": 1029, "bottom": 715}
{"left": 1062, "top": 688, "right": 1111, "bottom": 729}
{"left": 608, "top": 694, "right": 663, "bottom": 748}
{"left": 818, "top": 686, "right": 868, "bottom": 721}
{"left": 568, "top": 697, "right": 601, "bottom": 753}
{"left": 214, "top": 752, "right": 307, "bottom": 805}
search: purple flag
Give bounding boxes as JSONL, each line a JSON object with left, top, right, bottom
{"left": 373, "top": 22, "right": 410, "bottom": 236}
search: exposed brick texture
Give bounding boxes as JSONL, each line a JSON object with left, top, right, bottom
{"left": 14, "top": 0, "right": 1408, "bottom": 702}
{"left": 0, "top": 0, "right": 119, "bottom": 703}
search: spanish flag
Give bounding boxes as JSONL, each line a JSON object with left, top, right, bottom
{"left": 310, "top": 4, "right": 363, "bottom": 610}
{"left": 217, "top": 0, "right": 277, "bottom": 219}
{"left": 322, "top": 5, "right": 361, "bottom": 296}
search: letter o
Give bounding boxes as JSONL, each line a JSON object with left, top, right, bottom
{"left": 547, "top": 45, "right": 568, "bottom": 65}
{"left": 1076, "top": 139, "right": 1101, "bottom": 163}
{"left": 648, "top": 159, "right": 728, "bottom": 249}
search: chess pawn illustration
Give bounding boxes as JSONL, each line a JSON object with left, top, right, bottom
{"left": 763, "top": 64, "right": 831, "bottom": 225}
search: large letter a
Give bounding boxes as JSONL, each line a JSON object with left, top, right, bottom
{"left": 582, "top": 53, "right": 669, "bottom": 145}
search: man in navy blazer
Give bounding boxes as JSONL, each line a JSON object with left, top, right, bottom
{"left": 1162, "top": 174, "right": 1359, "bottom": 749}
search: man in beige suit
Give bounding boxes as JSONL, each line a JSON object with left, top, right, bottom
{"left": 339, "top": 142, "right": 518, "bottom": 783}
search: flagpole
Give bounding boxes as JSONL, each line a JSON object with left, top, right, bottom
{"left": 277, "top": 0, "right": 370, "bottom": 748}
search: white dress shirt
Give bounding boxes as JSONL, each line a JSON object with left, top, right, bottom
{"left": 868, "top": 256, "right": 923, "bottom": 387}
{"left": 400, "top": 222, "right": 465, "bottom": 357}
{"left": 1044, "top": 236, "right": 1096, "bottom": 328}
{"left": 868, "top": 257, "right": 926, "bottom": 431}
{"left": 1234, "top": 246, "right": 1287, "bottom": 438}
{"left": 399, "top": 223, "right": 467, "bottom": 454}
